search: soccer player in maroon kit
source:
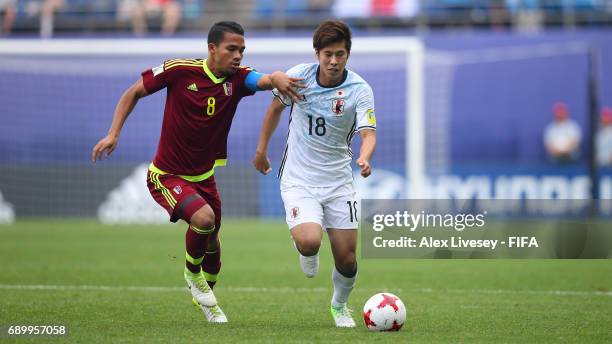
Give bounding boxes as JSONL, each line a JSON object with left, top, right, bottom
{"left": 92, "top": 21, "right": 304, "bottom": 323}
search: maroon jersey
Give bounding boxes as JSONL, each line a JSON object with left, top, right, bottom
{"left": 141, "top": 58, "right": 256, "bottom": 179}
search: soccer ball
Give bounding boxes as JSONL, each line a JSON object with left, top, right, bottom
{"left": 362, "top": 292, "right": 406, "bottom": 331}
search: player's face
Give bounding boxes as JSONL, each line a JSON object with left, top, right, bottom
{"left": 209, "top": 32, "right": 245, "bottom": 76}
{"left": 316, "top": 42, "right": 349, "bottom": 85}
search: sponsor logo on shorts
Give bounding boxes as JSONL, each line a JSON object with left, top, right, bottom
{"left": 173, "top": 186, "right": 182, "bottom": 194}
{"left": 290, "top": 207, "right": 300, "bottom": 219}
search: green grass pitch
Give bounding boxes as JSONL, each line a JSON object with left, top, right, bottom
{"left": 1, "top": 219, "right": 611, "bottom": 343}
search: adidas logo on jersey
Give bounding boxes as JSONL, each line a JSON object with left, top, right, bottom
{"left": 187, "top": 83, "right": 198, "bottom": 92}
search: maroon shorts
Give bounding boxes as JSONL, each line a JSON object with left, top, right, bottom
{"left": 146, "top": 170, "right": 221, "bottom": 224}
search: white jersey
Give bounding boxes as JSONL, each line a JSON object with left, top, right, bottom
{"left": 273, "top": 63, "right": 376, "bottom": 187}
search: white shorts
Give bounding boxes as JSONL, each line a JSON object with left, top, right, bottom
{"left": 280, "top": 182, "right": 358, "bottom": 230}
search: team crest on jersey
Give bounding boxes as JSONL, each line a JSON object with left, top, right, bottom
{"left": 223, "top": 81, "right": 232, "bottom": 96}
{"left": 332, "top": 99, "right": 345, "bottom": 116}
{"left": 290, "top": 207, "right": 300, "bottom": 219}
{"left": 173, "top": 186, "right": 182, "bottom": 194}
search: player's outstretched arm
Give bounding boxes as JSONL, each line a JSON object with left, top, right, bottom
{"left": 256, "top": 71, "right": 305, "bottom": 103}
{"left": 252, "top": 98, "right": 286, "bottom": 175}
{"left": 91, "top": 78, "right": 149, "bottom": 162}
{"left": 356, "top": 129, "right": 377, "bottom": 177}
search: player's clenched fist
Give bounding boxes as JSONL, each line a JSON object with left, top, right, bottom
{"left": 357, "top": 158, "right": 371, "bottom": 177}
{"left": 252, "top": 151, "right": 272, "bottom": 175}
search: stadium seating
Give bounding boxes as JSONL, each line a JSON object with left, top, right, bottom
{"left": 5, "top": 0, "right": 612, "bottom": 35}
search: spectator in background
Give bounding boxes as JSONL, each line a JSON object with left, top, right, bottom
{"left": 506, "top": 0, "right": 544, "bottom": 33}
{"left": 309, "top": 0, "right": 332, "bottom": 15}
{"left": 182, "top": 0, "right": 202, "bottom": 20}
{"left": 118, "top": 0, "right": 182, "bottom": 36}
{"left": 488, "top": 0, "right": 510, "bottom": 31}
{"left": 40, "top": 0, "right": 64, "bottom": 38}
{"left": 0, "top": 0, "right": 17, "bottom": 35}
{"left": 543, "top": 102, "right": 582, "bottom": 162}
{"left": 597, "top": 107, "right": 612, "bottom": 166}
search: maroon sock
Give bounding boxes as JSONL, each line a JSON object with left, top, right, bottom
{"left": 185, "top": 225, "right": 209, "bottom": 274}
{"left": 202, "top": 237, "right": 221, "bottom": 289}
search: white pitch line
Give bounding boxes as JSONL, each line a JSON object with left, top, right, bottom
{"left": 0, "top": 284, "right": 610, "bottom": 297}
{"left": 417, "top": 288, "right": 612, "bottom": 297}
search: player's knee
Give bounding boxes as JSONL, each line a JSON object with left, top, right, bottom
{"left": 190, "top": 207, "right": 216, "bottom": 231}
{"left": 335, "top": 255, "right": 356, "bottom": 276}
{"left": 296, "top": 239, "right": 321, "bottom": 256}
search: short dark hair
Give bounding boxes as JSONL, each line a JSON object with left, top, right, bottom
{"left": 313, "top": 20, "right": 352, "bottom": 54}
{"left": 208, "top": 21, "right": 244, "bottom": 45}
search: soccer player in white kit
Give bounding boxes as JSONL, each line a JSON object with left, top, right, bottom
{"left": 252, "top": 20, "right": 377, "bottom": 328}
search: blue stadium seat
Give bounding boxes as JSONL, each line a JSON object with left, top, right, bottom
{"left": 285, "top": 0, "right": 309, "bottom": 16}
{"left": 254, "top": 0, "right": 309, "bottom": 19}
{"left": 254, "top": 0, "right": 275, "bottom": 18}
{"left": 182, "top": 0, "right": 205, "bottom": 20}
{"left": 61, "top": 0, "right": 116, "bottom": 19}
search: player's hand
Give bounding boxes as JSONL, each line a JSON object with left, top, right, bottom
{"left": 91, "top": 135, "right": 118, "bottom": 163}
{"left": 356, "top": 157, "right": 371, "bottom": 178}
{"left": 252, "top": 151, "right": 272, "bottom": 175}
{"left": 271, "top": 71, "right": 305, "bottom": 103}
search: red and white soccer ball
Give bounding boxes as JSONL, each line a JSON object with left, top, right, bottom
{"left": 362, "top": 292, "right": 406, "bottom": 331}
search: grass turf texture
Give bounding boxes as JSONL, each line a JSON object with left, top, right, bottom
{"left": 0, "top": 219, "right": 611, "bottom": 343}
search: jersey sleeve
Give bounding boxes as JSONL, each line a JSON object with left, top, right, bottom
{"left": 355, "top": 84, "right": 376, "bottom": 131}
{"left": 272, "top": 64, "right": 306, "bottom": 107}
{"left": 141, "top": 61, "right": 174, "bottom": 94}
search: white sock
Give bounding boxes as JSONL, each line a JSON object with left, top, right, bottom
{"left": 331, "top": 266, "right": 356, "bottom": 307}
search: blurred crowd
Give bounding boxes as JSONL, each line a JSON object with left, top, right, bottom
{"left": 1, "top": 0, "right": 612, "bottom": 36}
